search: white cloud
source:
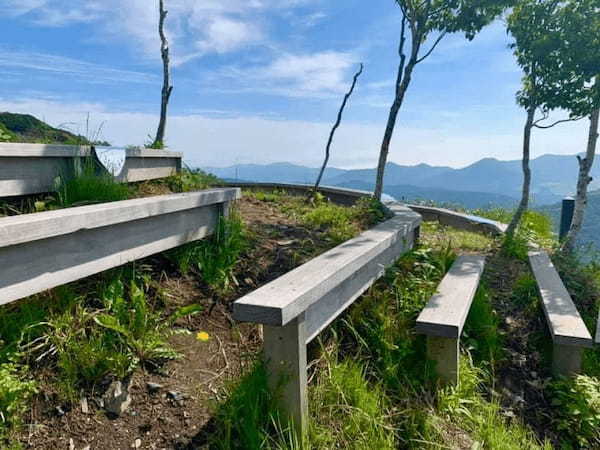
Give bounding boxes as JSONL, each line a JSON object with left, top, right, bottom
{"left": 3, "top": 0, "right": 319, "bottom": 63}
{"left": 0, "top": 49, "right": 155, "bottom": 84}
{"left": 0, "top": 98, "right": 589, "bottom": 171}
{"left": 208, "top": 51, "right": 361, "bottom": 98}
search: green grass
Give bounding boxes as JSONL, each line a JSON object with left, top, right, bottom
{"left": 58, "top": 158, "right": 130, "bottom": 207}
{"left": 164, "top": 168, "right": 220, "bottom": 193}
{"left": 246, "top": 190, "right": 388, "bottom": 245}
{"left": 168, "top": 212, "right": 248, "bottom": 291}
{"left": 421, "top": 221, "right": 496, "bottom": 253}
{"left": 463, "top": 285, "right": 503, "bottom": 366}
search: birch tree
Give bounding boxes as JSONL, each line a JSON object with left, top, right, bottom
{"left": 547, "top": 0, "right": 600, "bottom": 251}
{"left": 151, "top": 0, "right": 173, "bottom": 149}
{"left": 373, "top": 0, "right": 513, "bottom": 200}
{"left": 505, "top": 0, "right": 579, "bottom": 237}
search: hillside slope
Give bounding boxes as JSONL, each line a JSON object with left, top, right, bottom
{"left": 0, "top": 112, "right": 108, "bottom": 145}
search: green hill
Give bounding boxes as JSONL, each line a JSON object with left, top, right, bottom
{"left": 0, "top": 112, "right": 109, "bottom": 145}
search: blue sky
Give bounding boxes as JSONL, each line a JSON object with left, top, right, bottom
{"left": 0, "top": 0, "right": 590, "bottom": 169}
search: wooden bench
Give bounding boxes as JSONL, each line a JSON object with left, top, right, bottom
{"left": 529, "top": 251, "right": 593, "bottom": 376}
{"left": 234, "top": 203, "right": 421, "bottom": 436}
{"left": 416, "top": 254, "right": 486, "bottom": 385}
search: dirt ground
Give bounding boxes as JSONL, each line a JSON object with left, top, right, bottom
{"left": 17, "top": 195, "right": 337, "bottom": 450}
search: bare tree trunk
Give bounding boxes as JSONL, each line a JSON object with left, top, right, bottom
{"left": 374, "top": 15, "right": 419, "bottom": 200}
{"left": 563, "top": 107, "right": 600, "bottom": 251}
{"left": 506, "top": 105, "right": 536, "bottom": 236}
{"left": 314, "top": 64, "right": 364, "bottom": 192}
{"left": 152, "top": 0, "right": 173, "bottom": 149}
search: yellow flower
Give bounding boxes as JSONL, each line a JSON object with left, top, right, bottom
{"left": 196, "top": 331, "right": 210, "bottom": 342}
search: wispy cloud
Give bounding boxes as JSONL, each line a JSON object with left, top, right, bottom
{"left": 207, "top": 51, "right": 361, "bottom": 99}
{"left": 0, "top": 49, "right": 156, "bottom": 84}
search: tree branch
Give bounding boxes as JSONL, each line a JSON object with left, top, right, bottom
{"left": 313, "top": 63, "right": 364, "bottom": 192}
{"left": 416, "top": 31, "right": 447, "bottom": 64}
{"left": 533, "top": 116, "right": 584, "bottom": 129}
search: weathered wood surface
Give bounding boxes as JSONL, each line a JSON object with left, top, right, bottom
{"left": 529, "top": 250, "right": 593, "bottom": 348}
{"left": 0, "top": 188, "right": 240, "bottom": 306}
{"left": 233, "top": 203, "right": 421, "bottom": 328}
{"left": 0, "top": 143, "right": 183, "bottom": 197}
{"left": 408, "top": 205, "right": 507, "bottom": 236}
{"left": 227, "top": 182, "right": 370, "bottom": 206}
{"left": 115, "top": 147, "right": 183, "bottom": 183}
{"left": 416, "top": 254, "right": 486, "bottom": 338}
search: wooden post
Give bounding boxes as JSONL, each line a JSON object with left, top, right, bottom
{"left": 427, "top": 336, "right": 459, "bottom": 386}
{"left": 553, "top": 343, "right": 582, "bottom": 377}
{"left": 263, "top": 313, "right": 308, "bottom": 439}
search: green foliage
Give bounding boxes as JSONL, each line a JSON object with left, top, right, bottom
{"left": 309, "top": 359, "right": 396, "bottom": 449}
{"left": 169, "top": 213, "right": 247, "bottom": 291}
{"left": 58, "top": 158, "right": 130, "bottom": 207}
{"left": 0, "top": 364, "right": 37, "bottom": 441}
{"left": 421, "top": 221, "right": 496, "bottom": 253}
{"left": 550, "top": 375, "right": 600, "bottom": 448}
{"left": 95, "top": 278, "right": 201, "bottom": 365}
{"left": 206, "top": 363, "right": 288, "bottom": 450}
{"left": 438, "top": 358, "right": 549, "bottom": 449}
{"left": 340, "top": 246, "right": 455, "bottom": 393}
{"left": 165, "top": 168, "right": 220, "bottom": 193}
{"left": 463, "top": 285, "right": 502, "bottom": 366}
{"left": 0, "top": 112, "right": 91, "bottom": 145}
{"left": 301, "top": 203, "right": 359, "bottom": 244}
{"left": 508, "top": 0, "right": 599, "bottom": 118}
{"left": 354, "top": 196, "right": 390, "bottom": 227}
{"left": 501, "top": 210, "right": 555, "bottom": 260}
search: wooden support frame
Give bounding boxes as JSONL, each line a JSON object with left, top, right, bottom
{"left": 234, "top": 203, "right": 422, "bottom": 435}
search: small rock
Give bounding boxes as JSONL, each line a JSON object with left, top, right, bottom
{"left": 69, "top": 438, "right": 75, "bottom": 450}
{"left": 81, "top": 396, "right": 90, "bottom": 414}
{"left": 104, "top": 380, "right": 132, "bottom": 417}
{"left": 56, "top": 406, "right": 65, "bottom": 417}
{"left": 133, "top": 438, "right": 142, "bottom": 449}
{"left": 167, "top": 390, "right": 184, "bottom": 404}
{"left": 147, "top": 382, "right": 163, "bottom": 393}
{"left": 82, "top": 446, "right": 91, "bottom": 450}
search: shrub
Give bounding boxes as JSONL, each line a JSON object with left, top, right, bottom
{"left": 302, "top": 203, "right": 359, "bottom": 244}
{"left": 551, "top": 375, "right": 600, "bottom": 448}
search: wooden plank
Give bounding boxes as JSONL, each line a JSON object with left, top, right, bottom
{"left": 529, "top": 251, "right": 593, "bottom": 348}
{"left": 0, "top": 189, "right": 240, "bottom": 249}
{"left": 304, "top": 219, "right": 416, "bottom": 342}
{"left": 408, "top": 205, "right": 507, "bottom": 235}
{"left": 416, "top": 255, "right": 486, "bottom": 339}
{"left": 0, "top": 189, "right": 240, "bottom": 307}
{"left": 233, "top": 204, "right": 421, "bottom": 326}
{"left": 0, "top": 143, "right": 90, "bottom": 157}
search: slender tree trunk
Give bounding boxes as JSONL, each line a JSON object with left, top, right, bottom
{"left": 563, "top": 108, "right": 600, "bottom": 251}
{"left": 314, "top": 64, "right": 364, "bottom": 192}
{"left": 152, "top": 0, "right": 173, "bottom": 149}
{"left": 374, "top": 14, "right": 419, "bottom": 201}
{"left": 506, "top": 105, "right": 536, "bottom": 236}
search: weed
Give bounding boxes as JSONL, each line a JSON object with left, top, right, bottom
{"left": 438, "top": 357, "right": 550, "bottom": 449}
{"left": 309, "top": 358, "right": 396, "bottom": 449}
{"left": 94, "top": 278, "right": 202, "bottom": 366}
{"left": 165, "top": 168, "right": 220, "bottom": 193}
{"left": 206, "top": 363, "right": 285, "bottom": 450}
{"left": 550, "top": 375, "right": 600, "bottom": 448}
{"left": 421, "top": 221, "right": 496, "bottom": 253}
{"left": 301, "top": 203, "right": 359, "bottom": 244}
{"left": 58, "top": 158, "right": 130, "bottom": 207}
{"left": 463, "top": 285, "right": 503, "bottom": 366}
{"left": 0, "top": 363, "right": 37, "bottom": 443}
{"left": 168, "top": 212, "right": 247, "bottom": 291}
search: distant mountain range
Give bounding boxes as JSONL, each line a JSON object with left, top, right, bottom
{"left": 205, "top": 154, "right": 600, "bottom": 208}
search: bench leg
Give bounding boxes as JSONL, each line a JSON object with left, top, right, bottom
{"left": 427, "top": 336, "right": 459, "bottom": 386}
{"left": 263, "top": 313, "right": 308, "bottom": 439}
{"left": 552, "top": 344, "right": 583, "bottom": 377}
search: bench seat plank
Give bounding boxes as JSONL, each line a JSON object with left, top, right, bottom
{"left": 416, "top": 255, "right": 486, "bottom": 339}
{"left": 529, "top": 251, "right": 593, "bottom": 348}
